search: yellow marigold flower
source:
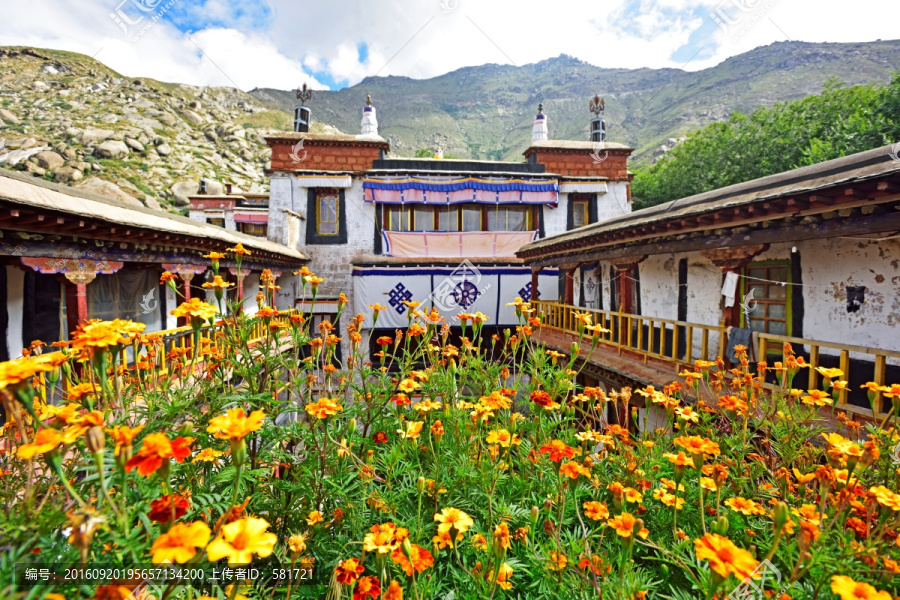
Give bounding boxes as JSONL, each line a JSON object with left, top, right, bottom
{"left": 288, "top": 532, "right": 308, "bottom": 554}
{"left": 71, "top": 320, "right": 145, "bottom": 350}
{"left": 816, "top": 367, "right": 844, "bottom": 379}
{"left": 171, "top": 298, "right": 218, "bottom": 321}
{"left": 801, "top": 389, "right": 833, "bottom": 406}
{"left": 66, "top": 382, "right": 99, "bottom": 402}
{"left": 486, "top": 429, "right": 521, "bottom": 447}
{"left": 207, "top": 408, "right": 265, "bottom": 441}
{"left": 583, "top": 501, "right": 609, "bottom": 521}
{"left": 664, "top": 451, "right": 694, "bottom": 467}
{"left": 397, "top": 421, "right": 424, "bottom": 440}
{"left": 607, "top": 512, "right": 638, "bottom": 538}
{"left": 192, "top": 448, "right": 224, "bottom": 463}
{"left": 414, "top": 398, "right": 442, "bottom": 414}
{"left": 624, "top": 487, "right": 643, "bottom": 503}
{"left": 306, "top": 511, "right": 324, "bottom": 527}
{"left": 882, "top": 383, "right": 900, "bottom": 399}
{"left": 206, "top": 517, "right": 276, "bottom": 566}
{"left": 202, "top": 275, "right": 234, "bottom": 290}
{"left": 724, "top": 497, "right": 765, "bottom": 516}
{"left": 791, "top": 504, "right": 821, "bottom": 526}
{"left": 693, "top": 533, "right": 757, "bottom": 581}
{"left": 226, "top": 243, "right": 251, "bottom": 256}
{"left": 203, "top": 251, "right": 225, "bottom": 261}
{"left": 398, "top": 378, "right": 420, "bottom": 393}
{"left": 471, "top": 533, "right": 488, "bottom": 551}
{"left": 494, "top": 562, "right": 513, "bottom": 590}
{"left": 870, "top": 486, "right": 900, "bottom": 511}
{"left": 792, "top": 468, "right": 817, "bottom": 484}
{"left": 829, "top": 575, "right": 892, "bottom": 600}
{"left": 305, "top": 398, "right": 343, "bottom": 420}
{"left": 434, "top": 507, "right": 474, "bottom": 535}
{"left": 546, "top": 550, "right": 567, "bottom": 571}
{"left": 151, "top": 521, "right": 211, "bottom": 564}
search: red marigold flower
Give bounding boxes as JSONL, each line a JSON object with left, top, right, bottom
{"left": 373, "top": 431, "right": 389, "bottom": 444}
{"left": 125, "top": 433, "right": 193, "bottom": 476}
{"left": 353, "top": 575, "right": 381, "bottom": 600}
{"left": 539, "top": 439, "right": 576, "bottom": 463}
{"left": 529, "top": 390, "right": 552, "bottom": 407}
{"left": 148, "top": 494, "right": 190, "bottom": 523}
{"left": 335, "top": 557, "right": 365, "bottom": 585}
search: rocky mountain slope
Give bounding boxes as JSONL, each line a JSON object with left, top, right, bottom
{"left": 0, "top": 47, "right": 294, "bottom": 211}
{"left": 1, "top": 41, "right": 899, "bottom": 212}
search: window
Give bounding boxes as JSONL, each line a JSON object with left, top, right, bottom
{"left": 317, "top": 192, "right": 339, "bottom": 235}
{"left": 437, "top": 206, "right": 460, "bottom": 231}
{"left": 741, "top": 261, "right": 791, "bottom": 335}
{"left": 488, "top": 206, "right": 532, "bottom": 232}
{"left": 572, "top": 199, "right": 589, "bottom": 228}
{"left": 240, "top": 223, "right": 268, "bottom": 237}
{"left": 384, "top": 206, "right": 410, "bottom": 231}
{"left": 208, "top": 218, "right": 225, "bottom": 227}
{"left": 413, "top": 205, "right": 435, "bottom": 231}
{"left": 461, "top": 206, "right": 482, "bottom": 231}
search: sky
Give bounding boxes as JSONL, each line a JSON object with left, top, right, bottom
{"left": 1, "top": 0, "right": 897, "bottom": 91}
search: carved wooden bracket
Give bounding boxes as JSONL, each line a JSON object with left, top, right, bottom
{"left": 162, "top": 263, "right": 208, "bottom": 277}
{"left": 700, "top": 244, "right": 769, "bottom": 270}
{"left": 21, "top": 257, "right": 123, "bottom": 285}
{"left": 609, "top": 255, "right": 647, "bottom": 271}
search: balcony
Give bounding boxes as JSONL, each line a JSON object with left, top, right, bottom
{"left": 382, "top": 230, "right": 538, "bottom": 259}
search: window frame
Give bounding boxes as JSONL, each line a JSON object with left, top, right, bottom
{"left": 306, "top": 188, "right": 347, "bottom": 245}
{"left": 739, "top": 260, "right": 792, "bottom": 336}
{"left": 382, "top": 203, "right": 538, "bottom": 233}
{"left": 572, "top": 199, "right": 589, "bottom": 228}
{"left": 316, "top": 192, "right": 340, "bottom": 236}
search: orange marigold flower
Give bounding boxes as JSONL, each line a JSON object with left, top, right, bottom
{"left": 829, "top": 575, "right": 892, "bottom": 600}
{"left": 201, "top": 275, "right": 234, "bottom": 290}
{"left": 724, "top": 497, "right": 765, "bottom": 516}
{"left": 226, "top": 243, "right": 251, "bottom": 256}
{"left": 539, "top": 439, "right": 576, "bottom": 463}
{"left": 17, "top": 428, "right": 69, "bottom": 459}
{"left": 391, "top": 543, "right": 434, "bottom": 576}
{"left": 382, "top": 580, "right": 404, "bottom": 600}
{"left": 150, "top": 521, "right": 211, "bottom": 565}
{"left": 353, "top": 576, "right": 380, "bottom": 600}
{"left": 583, "top": 501, "right": 610, "bottom": 521}
{"left": 305, "top": 398, "right": 343, "bottom": 420}
{"left": 125, "top": 433, "right": 193, "bottom": 476}
{"left": 335, "top": 557, "right": 365, "bottom": 585}
{"left": 546, "top": 550, "right": 567, "bottom": 571}
{"left": 607, "top": 512, "right": 639, "bottom": 538}
{"left": 693, "top": 533, "right": 757, "bottom": 581}
{"left": 435, "top": 507, "right": 474, "bottom": 535}
{"left": 205, "top": 516, "right": 276, "bottom": 567}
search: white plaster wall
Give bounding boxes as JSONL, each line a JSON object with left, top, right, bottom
{"left": 187, "top": 210, "right": 205, "bottom": 222}
{"left": 685, "top": 256, "right": 723, "bottom": 327}
{"left": 6, "top": 265, "right": 24, "bottom": 359}
{"left": 751, "top": 239, "right": 900, "bottom": 359}
{"left": 165, "top": 284, "right": 178, "bottom": 329}
{"left": 638, "top": 255, "right": 678, "bottom": 321}
{"left": 267, "top": 175, "right": 294, "bottom": 248}
{"left": 240, "top": 273, "right": 261, "bottom": 316}
{"left": 597, "top": 181, "right": 632, "bottom": 221}
{"left": 542, "top": 201, "right": 568, "bottom": 237}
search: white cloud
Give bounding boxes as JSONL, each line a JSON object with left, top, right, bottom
{"left": 0, "top": 0, "right": 896, "bottom": 91}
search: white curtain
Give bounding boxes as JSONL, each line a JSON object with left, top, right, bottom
{"left": 87, "top": 270, "right": 164, "bottom": 333}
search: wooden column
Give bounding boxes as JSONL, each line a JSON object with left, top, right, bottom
{"left": 530, "top": 267, "right": 541, "bottom": 302}
{"left": 559, "top": 265, "right": 577, "bottom": 306}
{"left": 178, "top": 273, "right": 195, "bottom": 327}
{"left": 609, "top": 255, "right": 646, "bottom": 314}
{"left": 64, "top": 275, "right": 92, "bottom": 339}
{"left": 700, "top": 244, "right": 769, "bottom": 328}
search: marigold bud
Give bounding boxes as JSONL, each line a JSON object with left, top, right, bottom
{"left": 417, "top": 476, "right": 426, "bottom": 494}
{"left": 530, "top": 506, "right": 540, "bottom": 528}
{"left": 85, "top": 426, "right": 105, "bottom": 454}
{"left": 712, "top": 516, "right": 729, "bottom": 536}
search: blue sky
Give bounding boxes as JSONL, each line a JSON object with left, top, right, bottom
{"left": 1, "top": 0, "right": 896, "bottom": 90}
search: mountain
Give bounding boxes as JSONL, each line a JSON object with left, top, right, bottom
{"left": 1, "top": 41, "right": 899, "bottom": 213}
{"left": 251, "top": 40, "right": 900, "bottom": 165}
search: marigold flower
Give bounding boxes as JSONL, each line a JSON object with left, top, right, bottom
{"left": 664, "top": 451, "right": 694, "bottom": 467}
{"left": 495, "top": 562, "right": 515, "bottom": 590}
{"left": 435, "top": 507, "right": 474, "bottom": 535}
{"left": 382, "top": 580, "right": 404, "bottom": 600}
{"left": 125, "top": 433, "right": 193, "bottom": 476}
{"left": 226, "top": 243, "right": 251, "bottom": 256}
{"left": 151, "top": 521, "right": 211, "bottom": 564}
{"left": 829, "top": 575, "right": 892, "bottom": 600}
{"left": 397, "top": 421, "right": 424, "bottom": 440}
{"left": 71, "top": 320, "right": 145, "bottom": 351}
{"left": 391, "top": 543, "right": 434, "bottom": 576}
{"left": 202, "top": 275, "right": 234, "bottom": 290}
{"left": 373, "top": 431, "right": 389, "bottom": 444}
{"left": 607, "top": 512, "right": 639, "bottom": 538}
{"left": 870, "top": 486, "right": 900, "bottom": 511}
{"left": 539, "top": 439, "right": 576, "bottom": 463}
{"left": 801, "top": 389, "right": 833, "bottom": 406}
{"left": 583, "top": 501, "right": 609, "bottom": 521}
{"left": 171, "top": 298, "right": 218, "bottom": 321}
{"left": 193, "top": 448, "right": 224, "bottom": 463}
{"left": 17, "top": 428, "right": 69, "bottom": 459}
{"left": 305, "top": 398, "right": 343, "bottom": 419}
{"left": 335, "top": 557, "right": 365, "bottom": 585}
{"left": 353, "top": 576, "right": 380, "bottom": 600}
{"left": 206, "top": 516, "right": 277, "bottom": 566}
{"left": 207, "top": 408, "right": 265, "bottom": 441}
{"left": 546, "top": 550, "right": 567, "bottom": 571}
{"left": 397, "top": 378, "right": 420, "bottom": 393}
{"left": 66, "top": 382, "right": 100, "bottom": 402}
{"left": 486, "top": 429, "right": 521, "bottom": 447}
{"left": 724, "top": 497, "right": 765, "bottom": 516}
{"left": 306, "top": 510, "right": 324, "bottom": 526}
{"left": 288, "top": 532, "right": 308, "bottom": 555}
{"left": 693, "top": 533, "right": 757, "bottom": 581}
{"left": 148, "top": 493, "right": 190, "bottom": 523}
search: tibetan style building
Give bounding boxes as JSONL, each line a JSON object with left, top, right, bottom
{"left": 263, "top": 94, "right": 634, "bottom": 356}
{"left": 0, "top": 169, "right": 307, "bottom": 360}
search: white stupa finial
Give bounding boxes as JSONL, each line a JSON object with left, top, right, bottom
{"left": 532, "top": 102, "right": 548, "bottom": 143}
{"left": 434, "top": 146, "right": 444, "bottom": 159}
{"left": 361, "top": 93, "right": 378, "bottom": 137}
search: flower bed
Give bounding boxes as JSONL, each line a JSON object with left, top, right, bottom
{"left": 1, "top": 250, "right": 899, "bottom": 600}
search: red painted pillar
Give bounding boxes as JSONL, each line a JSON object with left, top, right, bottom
{"left": 564, "top": 269, "right": 574, "bottom": 306}
{"left": 618, "top": 268, "right": 632, "bottom": 314}
{"left": 65, "top": 281, "right": 89, "bottom": 340}
{"left": 530, "top": 268, "right": 540, "bottom": 302}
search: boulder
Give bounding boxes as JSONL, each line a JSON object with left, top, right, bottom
{"left": 182, "top": 109, "right": 203, "bottom": 126}
{"left": 156, "top": 143, "right": 173, "bottom": 156}
{"left": 23, "top": 162, "right": 46, "bottom": 176}
{"left": 125, "top": 138, "right": 145, "bottom": 152}
{"left": 20, "top": 138, "right": 38, "bottom": 150}
{"left": 159, "top": 112, "right": 176, "bottom": 126}
{"left": 95, "top": 140, "right": 130, "bottom": 159}
{"left": 81, "top": 127, "right": 115, "bottom": 145}
{"left": 144, "top": 197, "right": 162, "bottom": 210}
{"left": 75, "top": 177, "right": 143, "bottom": 207}
{"left": 0, "top": 109, "right": 19, "bottom": 124}
{"left": 204, "top": 130, "right": 218, "bottom": 143}
{"left": 170, "top": 180, "right": 200, "bottom": 206}
{"left": 34, "top": 150, "right": 65, "bottom": 170}
{"left": 54, "top": 166, "right": 83, "bottom": 182}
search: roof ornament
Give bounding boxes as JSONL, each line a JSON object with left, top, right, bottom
{"left": 589, "top": 93, "right": 606, "bottom": 142}
{"left": 589, "top": 94, "right": 605, "bottom": 117}
{"left": 362, "top": 93, "right": 379, "bottom": 137}
{"left": 293, "top": 83, "right": 313, "bottom": 133}
{"left": 532, "top": 102, "right": 548, "bottom": 143}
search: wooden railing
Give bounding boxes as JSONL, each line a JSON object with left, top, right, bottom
{"left": 532, "top": 300, "right": 727, "bottom": 367}
{"left": 532, "top": 301, "right": 900, "bottom": 421}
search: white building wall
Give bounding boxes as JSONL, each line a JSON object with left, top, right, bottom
{"left": 638, "top": 255, "right": 679, "bottom": 321}
{"left": 543, "top": 199, "right": 568, "bottom": 238}
{"left": 597, "top": 181, "right": 632, "bottom": 222}
{"left": 6, "top": 265, "right": 24, "bottom": 359}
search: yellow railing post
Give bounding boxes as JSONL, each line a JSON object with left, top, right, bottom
{"left": 717, "top": 318, "right": 727, "bottom": 359}
{"left": 809, "top": 346, "right": 820, "bottom": 390}
{"left": 839, "top": 350, "right": 850, "bottom": 405}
